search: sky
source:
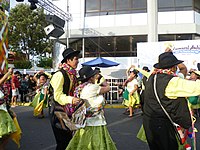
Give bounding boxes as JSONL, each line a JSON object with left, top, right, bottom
{"left": 10, "top": 0, "right": 28, "bottom": 9}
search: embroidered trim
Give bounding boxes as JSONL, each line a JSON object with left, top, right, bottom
{"left": 152, "top": 69, "right": 177, "bottom": 76}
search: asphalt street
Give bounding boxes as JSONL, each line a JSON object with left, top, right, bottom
{"left": 6, "top": 106, "right": 200, "bottom": 150}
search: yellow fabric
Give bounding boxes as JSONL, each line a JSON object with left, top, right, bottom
{"left": 44, "top": 71, "right": 52, "bottom": 78}
{"left": 122, "top": 93, "right": 140, "bottom": 107}
{"left": 136, "top": 67, "right": 151, "bottom": 78}
{"left": 34, "top": 100, "right": 44, "bottom": 116}
{"left": 10, "top": 117, "right": 22, "bottom": 148}
{"left": 135, "top": 67, "right": 200, "bottom": 99}
{"left": 137, "top": 125, "right": 147, "bottom": 143}
{"left": 50, "top": 71, "right": 73, "bottom": 105}
{"left": 165, "top": 77, "right": 200, "bottom": 99}
{"left": 95, "top": 76, "right": 105, "bottom": 85}
{"left": 128, "top": 93, "right": 140, "bottom": 107}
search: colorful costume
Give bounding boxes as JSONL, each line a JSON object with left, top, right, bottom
{"left": 50, "top": 65, "right": 78, "bottom": 150}
{"left": 188, "top": 96, "right": 200, "bottom": 110}
{"left": 66, "top": 83, "right": 117, "bottom": 150}
{"left": 122, "top": 78, "right": 140, "bottom": 107}
{"left": 0, "top": 87, "right": 21, "bottom": 148}
{"left": 30, "top": 81, "right": 48, "bottom": 116}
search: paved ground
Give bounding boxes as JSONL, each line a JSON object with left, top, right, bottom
{"left": 5, "top": 105, "right": 200, "bottom": 150}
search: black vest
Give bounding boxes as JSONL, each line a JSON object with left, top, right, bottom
{"left": 144, "top": 73, "right": 192, "bottom": 129}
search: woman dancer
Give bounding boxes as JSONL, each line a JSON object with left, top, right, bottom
{"left": 0, "top": 68, "right": 21, "bottom": 149}
{"left": 66, "top": 66, "right": 117, "bottom": 150}
{"left": 122, "top": 68, "right": 140, "bottom": 117}
{"left": 30, "top": 72, "right": 49, "bottom": 118}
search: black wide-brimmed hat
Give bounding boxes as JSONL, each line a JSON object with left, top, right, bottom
{"left": 78, "top": 66, "right": 99, "bottom": 82}
{"left": 61, "top": 48, "right": 80, "bottom": 63}
{"left": 142, "top": 66, "right": 150, "bottom": 72}
{"left": 94, "top": 67, "right": 101, "bottom": 73}
{"left": 153, "top": 52, "right": 183, "bottom": 69}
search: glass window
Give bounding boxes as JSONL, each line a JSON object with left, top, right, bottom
{"left": 194, "top": 0, "right": 200, "bottom": 11}
{"left": 115, "top": 10, "right": 132, "bottom": 14}
{"left": 159, "top": 34, "right": 192, "bottom": 41}
{"left": 116, "top": 36, "right": 130, "bottom": 52}
{"left": 99, "top": 37, "right": 114, "bottom": 52}
{"left": 115, "top": 52, "right": 131, "bottom": 57}
{"left": 176, "top": 34, "right": 192, "bottom": 40}
{"left": 99, "top": 11, "right": 115, "bottom": 16}
{"left": 84, "top": 37, "right": 99, "bottom": 56}
{"left": 175, "top": 0, "right": 192, "bottom": 11}
{"left": 159, "top": 34, "right": 175, "bottom": 41}
{"left": 131, "top": 0, "right": 147, "bottom": 9}
{"left": 158, "top": 0, "right": 175, "bottom": 8}
{"left": 175, "top": 0, "right": 192, "bottom": 7}
{"left": 132, "top": 35, "right": 147, "bottom": 56}
{"left": 69, "top": 39, "right": 82, "bottom": 51}
{"left": 129, "top": 9, "right": 147, "bottom": 13}
{"left": 101, "top": 0, "right": 115, "bottom": 11}
{"left": 158, "top": 0, "right": 175, "bottom": 11}
{"left": 85, "top": 12, "right": 100, "bottom": 17}
{"left": 193, "top": 34, "right": 200, "bottom": 40}
{"left": 116, "top": 0, "right": 130, "bottom": 10}
{"left": 86, "top": 0, "right": 100, "bottom": 12}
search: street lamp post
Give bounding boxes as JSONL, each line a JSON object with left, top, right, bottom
{"left": 66, "top": 0, "right": 69, "bottom": 48}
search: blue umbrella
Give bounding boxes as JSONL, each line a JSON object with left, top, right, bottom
{"left": 82, "top": 57, "right": 119, "bottom": 68}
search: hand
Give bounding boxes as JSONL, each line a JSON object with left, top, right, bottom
{"left": 8, "top": 68, "right": 13, "bottom": 74}
{"left": 72, "top": 97, "right": 80, "bottom": 105}
{"left": 165, "top": 48, "right": 172, "bottom": 52}
{"left": 131, "top": 65, "right": 135, "bottom": 69}
{"left": 129, "top": 92, "right": 133, "bottom": 96}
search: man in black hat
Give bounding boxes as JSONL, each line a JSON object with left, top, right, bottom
{"left": 142, "top": 52, "right": 200, "bottom": 150}
{"left": 50, "top": 48, "right": 81, "bottom": 150}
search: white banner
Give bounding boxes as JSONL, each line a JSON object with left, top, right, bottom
{"left": 137, "top": 40, "right": 200, "bottom": 70}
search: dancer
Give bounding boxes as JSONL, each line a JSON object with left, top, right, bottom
{"left": 122, "top": 67, "right": 140, "bottom": 117}
{"left": 66, "top": 66, "right": 117, "bottom": 150}
{"left": 188, "top": 70, "right": 200, "bottom": 117}
{"left": 50, "top": 48, "right": 80, "bottom": 150}
{"left": 141, "top": 52, "right": 200, "bottom": 150}
{"left": 0, "top": 68, "right": 21, "bottom": 149}
{"left": 30, "top": 72, "right": 49, "bottom": 118}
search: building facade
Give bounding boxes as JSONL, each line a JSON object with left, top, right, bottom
{"left": 52, "top": 0, "right": 200, "bottom": 102}
{"left": 53, "top": 0, "right": 200, "bottom": 71}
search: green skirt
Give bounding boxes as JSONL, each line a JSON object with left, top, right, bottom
{"left": 29, "top": 93, "right": 48, "bottom": 108}
{"left": 137, "top": 125, "right": 147, "bottom": 143}
{"left": 137, "top": 124, "right": 191, "bottom": 150}
{"left": 122, "top": 92, "right": 140, "bottom": 107}
{"left": 0, "top": 110, "right": 17, "bottom": 138}
{"left": 66, "top": 126, "right": 117, "bottom": 150}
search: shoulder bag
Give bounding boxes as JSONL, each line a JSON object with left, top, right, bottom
{"left": 153, "top": 74, "right": 187, "bottom": 145}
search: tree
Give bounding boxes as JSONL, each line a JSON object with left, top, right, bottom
{"left": 13, "top": 51, "right": 32, "bottom": 69}
{"left": 37, "top": 57, "right": 53, "bottom": 68}
{"left": 8, "top": 4, "right": 53, "bottom": 60}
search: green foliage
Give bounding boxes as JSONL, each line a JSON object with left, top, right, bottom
{"left": 14, "top": 60, "right": 32, "bottom": 69}
{"left": 8, "top": 4, "right": 53, "bottom": 57}
{"left": 37, "top": 57, "right": 53, "bottom": 68}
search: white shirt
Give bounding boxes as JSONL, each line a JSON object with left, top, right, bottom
{"left": 126, "top": 78, "right": 138, "bottom": 93}
{"left": 80, "top": 83, "right": 107, "bottom": 126}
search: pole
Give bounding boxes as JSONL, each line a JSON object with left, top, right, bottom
{"left": 147, "top": 0, "right": 158, "bottom": 42}
{"left": 82, "top": 38, "right": 85, "bottom": 59}
{"left": 66, "top": 0, "right": 69, "bottom": 48}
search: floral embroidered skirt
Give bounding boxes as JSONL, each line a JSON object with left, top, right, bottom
{"left": 66, "top": 125, "right": 117, "bottom": 150}
{"left": 0, "top": 110, "right": 16, "bottom": 139}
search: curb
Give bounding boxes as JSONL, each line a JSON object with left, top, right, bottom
{"left": 104, "top": 104, "right": 126, "bottom": 109}
{"left": 18, "top": 102, "right": 125, "bottom": 108}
